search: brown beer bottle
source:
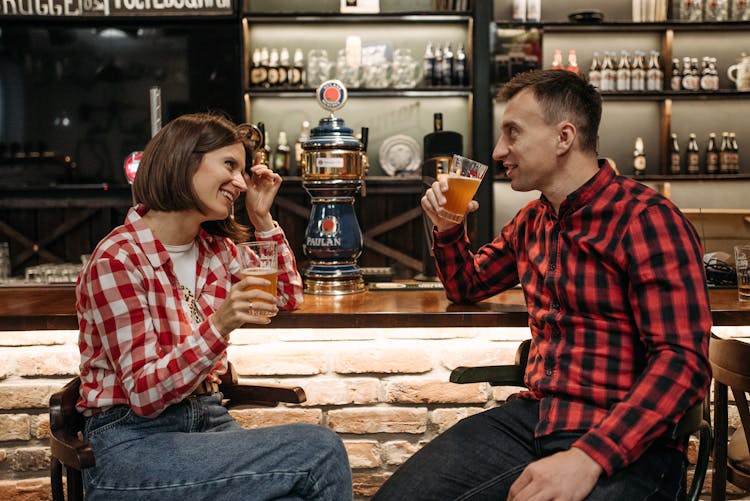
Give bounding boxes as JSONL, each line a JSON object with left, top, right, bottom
{"left": 685, "top": 133, "right": 700, "bottom": 175}
{"left": 669, "top": 133, "right": 681, "bottom": 174}
{"left": 719, "top": 132, "right": 731, "bottom": 174}
{"left": 705, "top": 132, "right": 719, "bottom": 174}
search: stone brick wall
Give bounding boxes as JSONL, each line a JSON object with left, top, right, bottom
{"left": 0, "top": 326, "right": 748, "bottom": 500}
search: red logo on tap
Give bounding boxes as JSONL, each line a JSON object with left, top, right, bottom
{"left": 320, "top": 216, "right": 339, "bottom": 236}
{"left": 316, "top": 80, "right": 348, "bottom": 113}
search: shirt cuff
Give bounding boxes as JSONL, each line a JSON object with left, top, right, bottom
{"left": 255, "top": 221, "right": 281, "bottom": 239}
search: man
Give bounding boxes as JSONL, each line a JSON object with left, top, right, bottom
{"left": 373, "top": 70, "right": 711, "bottom": 500}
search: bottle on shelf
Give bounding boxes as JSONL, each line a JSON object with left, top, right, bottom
{"left": 565, "top": 50, "right": 580, "bottom": 75}
{"left": 454, "top": 44, "right": 467, "bottom": 86}
{"left": 705, "top": 0, "right": 729, "bottom": 21}
{"left": 646, "top": 50, "right": 664, "bottom": 91}
{"left": 513, "top": 0, "right": 527, "bottom": 22}
{"left": 720, "top": 131, "right": 732, "bottom": 173}
{"left": 705, "top": 132, "right": 720, "bottom": 174}
{"left": 616, "top": 50, "right": 632, "bottom": 92}
{"left": 260, "top": 46, "right": 271, "bottom": 89}
{"left": 259, "top": 129, "right": 271, "bottom": 167}
{"left": 289, "top": 48, "right": 305, "bottom": 88}
{"left": 294, "top": 120, "right": 311, "bottom": 171}
{"left": 670, "top": 58, "right": 682, "bottom": 91}
{"left": 685, "top": 133, "right": 701, "bottom": 174}
{"left": 526, "top": 0, "right": 541, "bottom": 23}
{"left": 678, "top": 0, "right": 703, "bottom": 21}
{"left": 730, "top": 132, "right": 740, "bottom": 173}
{"left": 423, "top": 42, "right": 435, "bottom": 87}
{"left": 433, "top": 44, "right": 444, "bottom": 86}
{"left": 631, "top": 51, "right": 646, "bottom": 92}
{"left": 601, "top": 52, "right": 617, "bottom": 92}
{"left": 550, "top": 49, "right": 563, "bottom": 71}
{"left": 681, "top": 56, "right": 695, "bottom": 91}
{"left": 249, "top": 48, "right": 267, "bottom": 88}
{"left": 267, "top": 48, "right": 280, "bottom": 87}
{"left": 273, "top": 131, "right": 291, "bottom": 176}
{"left": 588, "top": 51, "right": 602, "bottom": 90}
{"left": 633, "top": 136, "right": 646, "bottom": 176}
{"left": 442, "top": 43, "right": 454, "bottom": 86}
{"left": 733, "top": 0, "right": 750, "bottom": 20}
{"left": 278, "top": 48, "right": 290, "bottom": 87}
{"left": 670, "top": 132, "right": 682, "bottom": 174}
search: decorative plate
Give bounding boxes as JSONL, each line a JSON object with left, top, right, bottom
{"left": 379, "top": 134, "right": 422, "bottom": 176}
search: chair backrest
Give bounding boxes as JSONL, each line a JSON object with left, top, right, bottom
{"left": 709, "top": 334, "right": 750, "bottom": 497}
{"left": 49, "top": 377, "right": 95, "bottom": 470}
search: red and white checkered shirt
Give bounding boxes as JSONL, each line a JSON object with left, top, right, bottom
{"left": 433, "top": 162, "right": 712, "bottom": 476}
{"left": 76, "top": 205, "right": 303, "bottom": 418}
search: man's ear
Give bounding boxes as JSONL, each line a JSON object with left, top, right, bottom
{"left": 556, "top": 122, "right": 576, "bottom": 156}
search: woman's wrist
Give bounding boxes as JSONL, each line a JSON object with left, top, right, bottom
{"left": 249, "top": 214, "right": 275, "bottom": 233}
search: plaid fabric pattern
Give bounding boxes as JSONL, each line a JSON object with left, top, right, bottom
{"left": 433, "top": 163, "right": 711, "bottom": 476}
{"left": 76, "top": 205, "right": 303, "bottom": 418}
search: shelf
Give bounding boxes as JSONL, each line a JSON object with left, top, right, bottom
{"left": 490, "top": 87, "right": 750, "bottom": 101}
{"left": 493, "top": 20, "right": 750, "bottom": 32}
{"left": 601, "top": 90, "right": 750, "bottom": 101}
{"left": 246, "top": 88, "right": 472, "bottom": 98}
{"left": 494, "top": 173, "right": 750, "bottom": 182}
{"left": 243, "top": 14, "right": 471, "bottom": 23}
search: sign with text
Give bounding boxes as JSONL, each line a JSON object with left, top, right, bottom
{"left": 0, "top": 0, "right": 234, "bottom": 17}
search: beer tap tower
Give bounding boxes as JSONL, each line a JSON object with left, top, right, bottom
{"left": 300, "top": 80, "right": 369, "bottom": 294}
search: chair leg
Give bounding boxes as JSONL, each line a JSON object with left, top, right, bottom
{"left": 50, "top": 458, "right": 64, "bottom": 501}
{"left": 66, "top": 467, "right": 84, "bottom": 501}
{"left": 688, "top": 419, "right": 712, "bottom": 501}
{"left": 712, "top": 380, "right": 728, "bottom": 501}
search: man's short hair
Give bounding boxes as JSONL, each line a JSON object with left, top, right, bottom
{"left": 500, "top": 69, "right": 602, "bottom": 153}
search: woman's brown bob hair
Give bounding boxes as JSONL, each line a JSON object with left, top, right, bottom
{"left": 132, "top": 112, "right": 255, "bottom": 241}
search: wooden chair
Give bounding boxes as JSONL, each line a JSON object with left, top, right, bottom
{"left": 450, "top": 339, "right": 711, "bottom": 501}
{"left": 709, "top": 334, "right": 750, "bottom": 501}
{"left": 49, "top": 362, "right": 306, "bottom": 501}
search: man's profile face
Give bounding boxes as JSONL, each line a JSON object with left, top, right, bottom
{"left": 492, "top": 88, "right": 562, "bottom": 194}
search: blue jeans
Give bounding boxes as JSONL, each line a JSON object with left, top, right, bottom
{"left": 373, "top": 398, "right": 686, "bottom": 501}
{"left": 82, "top": 393, "right": 352, "bottom": 501}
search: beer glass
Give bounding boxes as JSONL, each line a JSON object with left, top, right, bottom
{"left": 437, "top": 154, "right": 489, "bottom": 224}
{"left": 735, "top": 244, "right": 750, "bottom": 301}
{"left": 238, "top": 241, "right": 278, "bottom": 316}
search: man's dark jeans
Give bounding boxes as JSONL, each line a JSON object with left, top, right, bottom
{"left": 373, "top": 398, "right": 686, "bottom": 501}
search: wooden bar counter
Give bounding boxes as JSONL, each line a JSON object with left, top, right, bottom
{"left": 1, "top": 283, "right": 749, "bottom": 330}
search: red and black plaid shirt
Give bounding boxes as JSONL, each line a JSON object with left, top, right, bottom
{"left": 434, "top": 162, "right": 711, "bottom": 476}
{"left": 76, "top": 205, "right": 303, "bottom": 418}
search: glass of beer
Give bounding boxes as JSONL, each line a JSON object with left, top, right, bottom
{"left": 437, "top": 154, "right": 489, "bottom": 224}
{"left": 238, "top": 241, "right": 278, "bottom": 316}
{"left": 735, "top": 244, "right": 750, "bottom": 301}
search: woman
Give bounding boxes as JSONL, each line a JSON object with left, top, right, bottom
{"left": 75, "top": 113, "right": 352, "bottom": 500}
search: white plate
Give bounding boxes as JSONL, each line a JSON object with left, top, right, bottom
{"left": 379, "top": 134, "right": 422, "bottom": 176}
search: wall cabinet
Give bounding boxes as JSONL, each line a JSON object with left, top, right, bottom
{"left": 490, "top": 0, "right": 750, "bottom": 180}
{"left": 240, "top": 2, "right": 494, "bottom": 274}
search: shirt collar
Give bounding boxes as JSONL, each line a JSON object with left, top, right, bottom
{"left": 540, "top": 159, "right": 616, "bottom": 218}
{"left": 123, "top": 205, "right": 216, "bottom": 269}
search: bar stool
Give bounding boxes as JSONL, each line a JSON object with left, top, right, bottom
{"left": 450, "top": 339, "right": 711, "bottom": 501}
{"left": 49, "top": 363, "right": 306, "bottom": 501}
{"left": 709, "top": 334, "right": 750, "bottom": 501}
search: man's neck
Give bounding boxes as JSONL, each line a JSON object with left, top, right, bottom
{"left": 543, "top": 152, "right": 601, "bottom": 214}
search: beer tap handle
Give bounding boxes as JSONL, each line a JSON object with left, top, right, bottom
{"left": 361, "top": 127, "right": 369, "bottom": 152}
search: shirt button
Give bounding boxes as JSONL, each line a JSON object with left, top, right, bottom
{"left": 545, "top": 369, "right": 553, "bottom": 376}
{"left": 549, "top": 263, "right": 556, "bottom": 271}
{"left": 551, "top": 302, "right": 560, "bottom": 310}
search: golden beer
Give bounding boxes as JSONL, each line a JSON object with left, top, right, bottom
{"left": 439, "top": 175, "right": 481, "bottom": 223}
{"left": 242, "top": 267, "right": 278, "bottom": 315}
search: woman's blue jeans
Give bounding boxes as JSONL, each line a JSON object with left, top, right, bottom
{"left": 373, "top": 398, "right": 686, "bottom": 501}
{"left": 82, "top": 393, "right": 352, "bottom": 501}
